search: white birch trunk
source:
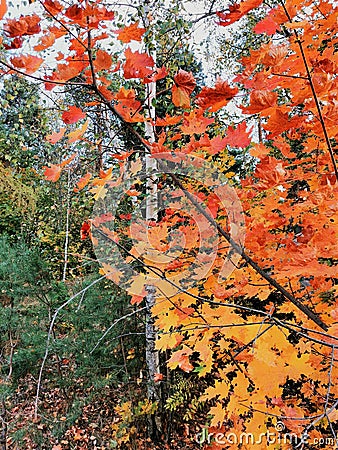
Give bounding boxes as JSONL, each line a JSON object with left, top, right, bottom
{"left": 143, "top": 1, "right": 162, "bottom": 437}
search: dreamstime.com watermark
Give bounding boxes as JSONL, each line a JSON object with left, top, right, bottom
{"left": 195, "top": 422, "right": 338, "bottom": 447}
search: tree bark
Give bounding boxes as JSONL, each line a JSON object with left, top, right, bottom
{"left": 143, "top": 2, "right": 162, "bottom": 440}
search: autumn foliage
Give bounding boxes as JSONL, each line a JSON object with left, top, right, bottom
{"left": 1, "top": 0, "right": 338, "bottom": 448}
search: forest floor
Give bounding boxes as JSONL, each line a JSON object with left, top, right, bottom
{"left": 5, "top": 374, "right": 200, "bottom": 449}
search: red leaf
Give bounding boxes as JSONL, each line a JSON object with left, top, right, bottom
{"left": 80, "top": 221, "right": 91, "bottom": 240}
{"left": 65, "top": 5, "right": 84, "bottom": 23}
{"left": 114, "top": 21, "right": 146, "bottom": 43}
{"left": 93, "top": 49, "right": 112, "bottom": 71}
{"left": 3, "top": 36, "right": 23, "bottom": 50}
{"left": 4, "top": 18, "right": 28, "bottom": 37}
{"left": 62, "top": 106, "right": 86, "bottom": 124}
{"left": 208, "top": 136, "right": 228, "bottom": 155}
{"left": 217, "top": 0, "right": 263, "bottom": 26}
{"left": 154, "top": 373, "right": 164, "bottom": 382}
{"left": 242, "top": 90, "right": 277, "bottom": 114}
{"left": 143, "top": 66, "right": 169, "bottom": 83}
{"left": 43, "top": 164, "right": 61, "bottom": 182}
{"left": 196, "top": 78, "right": 238, "bottom": 112}
{"left": 123, "top": 48, "right": 154, "bottom": 79}
{"left": 4, "top": 14, "right": 40, "bottom": 37}
{"left": 10, "top": 54, "right": 43, "bottom": 74}
{"left": 254, "top": 12, "right": 280, "bottom": 35}
{"left": 44, "top": 0, "right": 63, "bottom": 16}
{"left": 172, "top": 70, "right": 196, "bottom": 108}
{"left": 224, "top": 122, "right": 252, "bottom": 147}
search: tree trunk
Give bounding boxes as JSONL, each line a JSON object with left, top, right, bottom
{"left": 143, "top": 2, "right": 162, "bottom": 440}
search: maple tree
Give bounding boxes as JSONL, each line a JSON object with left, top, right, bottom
{"left": 0, "top": 0, "right": 338, "bottom": 448}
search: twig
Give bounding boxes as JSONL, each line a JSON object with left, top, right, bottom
{"left": 34, "top": 274, "right": 108, "bottom": 419}
{"left": 281, "top": 1, "right": 338, "bottom": 182}
{"left": 90, "top": 306, "right": 147, "bottom": 353}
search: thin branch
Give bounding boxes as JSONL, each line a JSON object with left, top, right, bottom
{"left": 271, "top": 72, "right": 308, "bottom": 80}
{"left": 90, "top": 306, "right": 147, "bottom": 353}
{"left": 0, "top": 60, "right": 87, "bottom": 86}
{"left": 34, "top": 274, "right": 108, "bottom": 419}
{"left": 281, "top": 2, "right": 338, "bottom": 182}
{"left": 62, "top": 169, "right": 71, "bottom": 282}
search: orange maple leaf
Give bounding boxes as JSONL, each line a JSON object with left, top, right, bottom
{"left": 68, "top": 4, "right": 114, "bottom": 28}
{"left": 74, "top": 172, "right": 92, "bottom": 192}
{"left": 168, "top": 346, "right": 194, "bottom": 372}
{"left": 113, "top": 87, "right": 145, "bottom": 122}
{"left": 4, "top": 14, "right": 40, "bottom": 37}
{"left": 114, "top": 21, "right": 146, "bottom": 43}
{"left": 59, "top": 153, "right": 77, "bottom": 168}
{"left": 143, "top": 66, "right": 169, "bottom": 83}
{"left": 130, "top": 287, "right": 146, "bottom": 305}
{"left": 44, "top": 0, "right": 63, "bottom": 16}
{"left": 155, "top": 114, "right": 183, "bottom": 126}
{"left": 46, "top": 127, "right": 66, "bottom": 144}
{"left": 172, "top": 69, "right": 196, "bottom": 108}
{"left": 65, "top": 5, "right": 84, "bottom": 23}
{"left": 123, "top": 48, "right": 154, "bottom": 79}
{"left": 223, "top": 122, "right": 252, "bottom": 148}
{"left": 43, "top": 164, "right": 62, "bottom": 182}
{"left": 180, "top": 110, "right": 214, "bottom": 135}
{"left": 93, "top": 49, "right": 112, "bottom": 71}
{"left": 10, "top": 54, "right": 43, "bottom": 74}
{"left": 242, "top": 89, "right": 277, "bottom": 114}
{"left": 50, "top": 60, "right": 87, "bottom": 84}
{"left": 196, "top": 78, "right": 238, "bottom": 112}
{"left": 34, "top": 31, "right": 56, "bottom": 51}
{"left": 254, "top": 10, "right": 280, "bottom": 35}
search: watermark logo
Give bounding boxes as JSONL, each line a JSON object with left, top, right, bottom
{"left": 195, "top": 422, "right": 298, "bottom": 446}
{"left": 91, "top": 152, "right": 245, "bottom": 296}
{"left": 195, "top": 423, "right": 338, "bottom": 447}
